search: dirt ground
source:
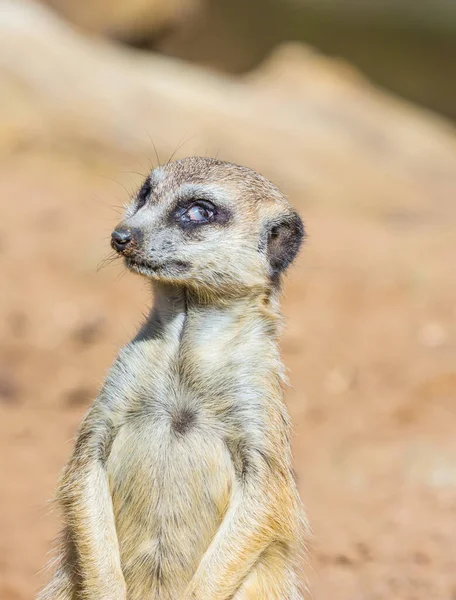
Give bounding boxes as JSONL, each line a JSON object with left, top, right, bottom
{"left": 0, "top": 149, "right": 455, "bottom": 600}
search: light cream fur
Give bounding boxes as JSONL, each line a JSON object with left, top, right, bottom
{"left": 38, "top": 157, "right": 308, "bottom": 600}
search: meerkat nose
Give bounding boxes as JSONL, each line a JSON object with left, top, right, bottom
{"left": 111, "top": 228, "right": 133, "bottom": 253}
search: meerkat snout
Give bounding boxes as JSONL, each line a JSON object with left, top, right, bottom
{"left": 112, "top": 156, "right": 304, "bottom": 294}
{"left": 111, "top": 227, "right": 140, "bottom": 254}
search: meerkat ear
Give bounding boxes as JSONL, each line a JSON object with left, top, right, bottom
{"left": 266, "top": 211, "right": 305, "bottom": 279}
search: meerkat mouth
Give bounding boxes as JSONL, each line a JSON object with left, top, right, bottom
{"left": 125, "top": 256, "right": 156, "bottom": 272}
{"left": 125, "top": 256, "right": 190, "bottom": 277}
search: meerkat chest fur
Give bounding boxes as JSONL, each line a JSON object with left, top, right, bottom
{"left": 103, "top": 287, "right": 289, "bottom": 595}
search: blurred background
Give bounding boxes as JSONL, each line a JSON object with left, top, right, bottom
{"left": 1, "top": 0, "right": 455, "bottom": 598}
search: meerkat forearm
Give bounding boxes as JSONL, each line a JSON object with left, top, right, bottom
{"left": 180, "top": 422, "right": 299, "bottom": 600}
{"left": 57, "top": 414, "right": 126, "bottom": 599}
{"left": 181, "top": 481, "right": 285, "bottom": 599}
{"left": 62, "top": 464, "right": 125, "bottom": 598}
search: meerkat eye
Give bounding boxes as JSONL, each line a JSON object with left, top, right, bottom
{"left": 178, "top": 201, "right": 215, "bottom": 225}
{"left": 186, "top": 205, "right": 211, "bottom": 221}
{"left": 136, "top": 179, "right": 151, "bottom": 211}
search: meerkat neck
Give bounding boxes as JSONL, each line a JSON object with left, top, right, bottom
{"left": 135, "top": 282, "right": 285, "bottom": 390}
{"left": 148, "top": 282, "right": 281, "bottom": 335}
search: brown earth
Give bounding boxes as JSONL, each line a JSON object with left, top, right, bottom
{"left": 1, "top": 2, "right": 456, "bottom": 599}
{"left": 1, "top": 147, "right": 455, "bottom": 600}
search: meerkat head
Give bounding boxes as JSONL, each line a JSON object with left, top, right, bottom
{"left": 111, "top": 157, "right": 304, "bottom": 297}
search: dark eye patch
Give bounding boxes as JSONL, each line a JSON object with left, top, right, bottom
{"left": 171, "top": 197, "right": 232, "bottom": 231}
{"left": 136, "top": 178, "right": 152, "bottom": 210}
{"left": 175, "top": 199, "right": 215, "bottom": 227}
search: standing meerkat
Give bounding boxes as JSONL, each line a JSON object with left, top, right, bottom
{"left": 38, "top": 157, "right": 307, "bottom": 600}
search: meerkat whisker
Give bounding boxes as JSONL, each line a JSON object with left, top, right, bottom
{"left": 97, "top": 252, "right": 120, "bottom": 272}
{"left": 166, "top": 134, "right": 197, "bottom": 166}
{"left": 144, "top": 130, "right": 161, "bottom": 168}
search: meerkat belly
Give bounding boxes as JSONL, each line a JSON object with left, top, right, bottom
{"left": 106, "top": 413, "right": 235, "bottom": 598}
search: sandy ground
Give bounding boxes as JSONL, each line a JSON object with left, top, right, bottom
{"left": 0, "top": 150, "right": 455, "bottom": 599}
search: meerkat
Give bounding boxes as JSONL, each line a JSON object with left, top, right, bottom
{"left": 38, "top": 156, "right": 307, "bottom": 600}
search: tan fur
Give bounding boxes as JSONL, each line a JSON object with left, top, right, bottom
{"left": 38, "top": 157, "right": 308, "bottom": 600}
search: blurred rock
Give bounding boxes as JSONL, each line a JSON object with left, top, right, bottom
{"left": 40, "top": 0, "right": 200, "bottom": 41}
{"left": 1, "top": 0, "right": 456, "bottom": 216}
{"left": 158, "top": 0, "right": 456, "bottom": 121}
